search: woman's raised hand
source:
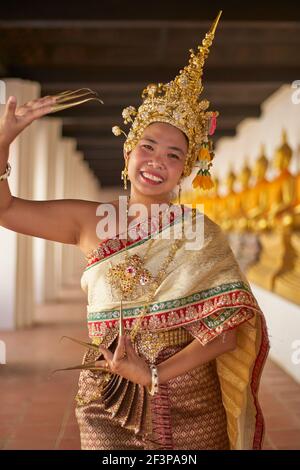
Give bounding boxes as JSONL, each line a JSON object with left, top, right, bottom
{"left": 0, "top": 95, "right": 57, "bottom": 149}
{"left": 0, "top": 88, "right": 103, "bottom": 150}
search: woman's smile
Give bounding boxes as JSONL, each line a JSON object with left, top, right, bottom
{"left": 139, "top": 170, "right": 165, "bottom": 185}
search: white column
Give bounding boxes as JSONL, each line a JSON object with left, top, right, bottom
{"left": 61, "top": 138, "right": 77, "bottom": 286}
{"left": 70, "top": 150, "right": 85, "bottom": 281}
{"left": 54, "top": 138, "right": 68, "bottom": 294}
{"left": 0, "top": 78, "right": 40, "bottom": 329}
{"left": 33, "top": 117, "right": 62, "bottom": 304}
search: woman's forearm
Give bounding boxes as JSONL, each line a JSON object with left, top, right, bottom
{"left": 0, "top": 143, "right": 9, "bottom": 173}
{"left": 156, "top": 328, "right": 237, "bottom": 385}
{"left": 0, "top": 144, "right": 13, "bottom": 215}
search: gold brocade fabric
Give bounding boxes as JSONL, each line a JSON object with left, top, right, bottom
{"left": 75, "top": 331, "right": 229, "bottom": 450}
{"left": 74, "top": 206, "right": 270, "bottom": 450}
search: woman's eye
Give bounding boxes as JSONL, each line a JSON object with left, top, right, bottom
{"left": 168, "top": 154, "right": 180, "bottom": 159}
{"left": 143, "top": 144, "right": 153, "bottom": 150}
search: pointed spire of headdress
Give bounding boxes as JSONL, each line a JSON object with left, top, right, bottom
{"left": 113, "top": 11, "right": 223, "bottom": 189}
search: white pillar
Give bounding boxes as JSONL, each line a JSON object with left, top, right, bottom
{"left": 33, "top": 117, "right": 62, "bottom": 304}
{"left": 60, "top": 138, "right": 77, "bottom": 286}
{"left": 0, "top": 78, "right": 40, "bottom": 329}
{"left": 71, "top": 150, "right": 85, "bottom": 281}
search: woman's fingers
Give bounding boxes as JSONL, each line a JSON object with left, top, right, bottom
{"left": 4, "top": 96, "right": 17, "bottom": 119}
{"left": 19, "top": 100, "right": 56, "bottom": 126}
{"left": 95, "top": 360, "right": 110, "bottom": 369}
{"left": 114, "top": 335, "right": 127, "bottom": 361}
{"left": 98, "top": 346, "right": 113, "bottom": 363}
{"left": 114, "top": 334, "right": 137, "bottom": 362}
{"left": 16, "top": 96, "right": 57, "bottom": 117}
{"left": 22, "top": 95, "right": 55, "bottom": 110}
{"left": 125, "top": 335, "right": 136, "bottom": 357}
{"left": 0, "top": 95, "right": 58, "bottom": 148}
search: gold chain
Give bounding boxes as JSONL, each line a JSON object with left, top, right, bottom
{"left": 129, "top": 236, "right": 184, "bottom": 342}
{"left": 126, "top": 196, "right": 184, "bottom": 342}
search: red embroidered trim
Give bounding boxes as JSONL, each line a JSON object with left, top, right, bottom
{"left": 87, "top": 289, "right": 260, "bottom": 338}
{"left": 86, "top": 235, "right": 134, "bottom": 267}
{"left": 146, "top": 383, "right": 174, "bottom": 450}
{"left": 85, "top": 208, "right": 185, "bottom": 268}
{"left": 250, "top": 313, "right": 270, "bottom": 450}
{"left": 146, "top": 348, "right": 175, "bottom": 450}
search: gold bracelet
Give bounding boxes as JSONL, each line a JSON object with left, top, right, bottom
{"left": 0, "top": 162, "right": 11, "bottom": 181}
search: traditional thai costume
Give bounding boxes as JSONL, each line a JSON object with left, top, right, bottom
{"left": 73, "top": 206, "right": 269, "bottom": 450}
{"left": 56, "top": 10, "right": 270, "bottom": 450}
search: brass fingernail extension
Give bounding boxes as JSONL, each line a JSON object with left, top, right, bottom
{"left": 49, "top": 88, "right": 104, "bottom": 113}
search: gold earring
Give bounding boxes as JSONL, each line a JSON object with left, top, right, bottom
{"left": 178, "top": 181, "right": 182, "bottom": 205}
{"left": 121, "top": 157, "right": 129, "bottom": 190}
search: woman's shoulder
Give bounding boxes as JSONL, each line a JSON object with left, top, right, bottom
{"left": 77, "top": 199, "right": 119, "bottom": 258}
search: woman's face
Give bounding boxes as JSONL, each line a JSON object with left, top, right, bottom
{"left": 126, "top": 122, "right": 188, "bottom": 197}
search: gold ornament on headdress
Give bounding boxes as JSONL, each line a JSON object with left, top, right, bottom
{"left": 112, "top": 11, "right": 222, "bottom": 190}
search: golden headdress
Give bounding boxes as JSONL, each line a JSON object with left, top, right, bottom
{"left": 112, "top": 11, "right": 222, "bottom": 190}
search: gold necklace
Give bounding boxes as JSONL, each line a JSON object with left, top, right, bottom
{"left": 105, "top": 196, "right": 185, "bottom": 343}
{"left": 106, "top": 197, "right": 170, "bottom": 301}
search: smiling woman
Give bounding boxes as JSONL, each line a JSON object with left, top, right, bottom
{"left": 0, "top": 10, "right": 270, "bottom": 451}
{"left": 125, "top": 122, "right": 188, "bottom": 205}
{"left": 60, "top": 12, "right": 269, "bottom": 451}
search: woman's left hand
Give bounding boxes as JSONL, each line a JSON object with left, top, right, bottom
{"left": 96, "top": 334, "right": 152, "bottom": 388}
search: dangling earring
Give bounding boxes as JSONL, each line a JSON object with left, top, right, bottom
{"left": 178, "top": 180, "right": 185, "bottom": 239}
{"left": 178, "top": 180, "right": 182, "bottom": 205}
{"left": 121, "top": 156, "right": 129, "bottom": 190}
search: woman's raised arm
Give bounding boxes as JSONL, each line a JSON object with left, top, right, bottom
{"left": 0, "top": 95, "right": 98, "bottom": 246}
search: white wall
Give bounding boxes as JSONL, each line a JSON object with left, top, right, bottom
{"left": 252, "top": 284, "right": 300, "bottom": 383}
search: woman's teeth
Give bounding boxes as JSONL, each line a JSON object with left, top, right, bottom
{"left": 140, "top": 171, "right": 164, "bottom": 184}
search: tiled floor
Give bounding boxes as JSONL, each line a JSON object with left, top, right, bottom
{"left": 0, "top": 281, "right": 300, "bottom": 450}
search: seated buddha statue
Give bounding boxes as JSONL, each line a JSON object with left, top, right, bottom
{"left": 235, "top": 161, "right": 252, "bottom": 232}
{"left": 247, "top": 145, "right": 271, "bottom": 232}
{"left": 247, "top": 133, "right": 295, "bottom": 291}
{"left": 266, "top": 129, "right": 296, "bottom": 229}
{"left": 201, "top": 176, "right": 221, "bottom": 222}
{"left": 293, "top": 170, "right": 300, "bottom": 226}
{"left": 273, "top": 168, "right": 300, "bottom": 305}
{"left": 220, "top": 168, "right": 239, "bottom": 232}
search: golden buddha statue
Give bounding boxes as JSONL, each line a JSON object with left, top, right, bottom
{"left": 293, "top": 168, "right": 300, "bottom": 225}
{"left": 235, "top": 161, "right": 252, "bottom": 231}
{"left": 266, "top": 129, "right": 296, "bottom": 229}
{"left": 220, "top": 168, "right": 239, "bottom": 231}
{"left": 273, "top": 230, "right": 300, "bottom": 305}
{"left": 247, "top": 145, "right": 271, "bottom": 231}
{"left": 274, "top": 167, "right": 300, "bottom": 305}
{"left": 247, "top": 133, "right": 295, "bottom": 291}
{"left": 202, "top": 176, "right": 221, "bottom": 222}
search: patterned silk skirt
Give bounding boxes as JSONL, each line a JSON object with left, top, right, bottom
{"left": 75, "top": 338, "right": 230, "bottom": 450}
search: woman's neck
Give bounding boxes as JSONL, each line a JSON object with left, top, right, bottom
{"left": 128, "top": 189, "right": 172, "bottom": 215}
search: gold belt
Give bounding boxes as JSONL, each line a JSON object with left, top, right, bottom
{"left": 91, "top": 327, "right": 193, "bottom": 364}
{"left": 135, "top": 327, "right": 193, "bottom": 363}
